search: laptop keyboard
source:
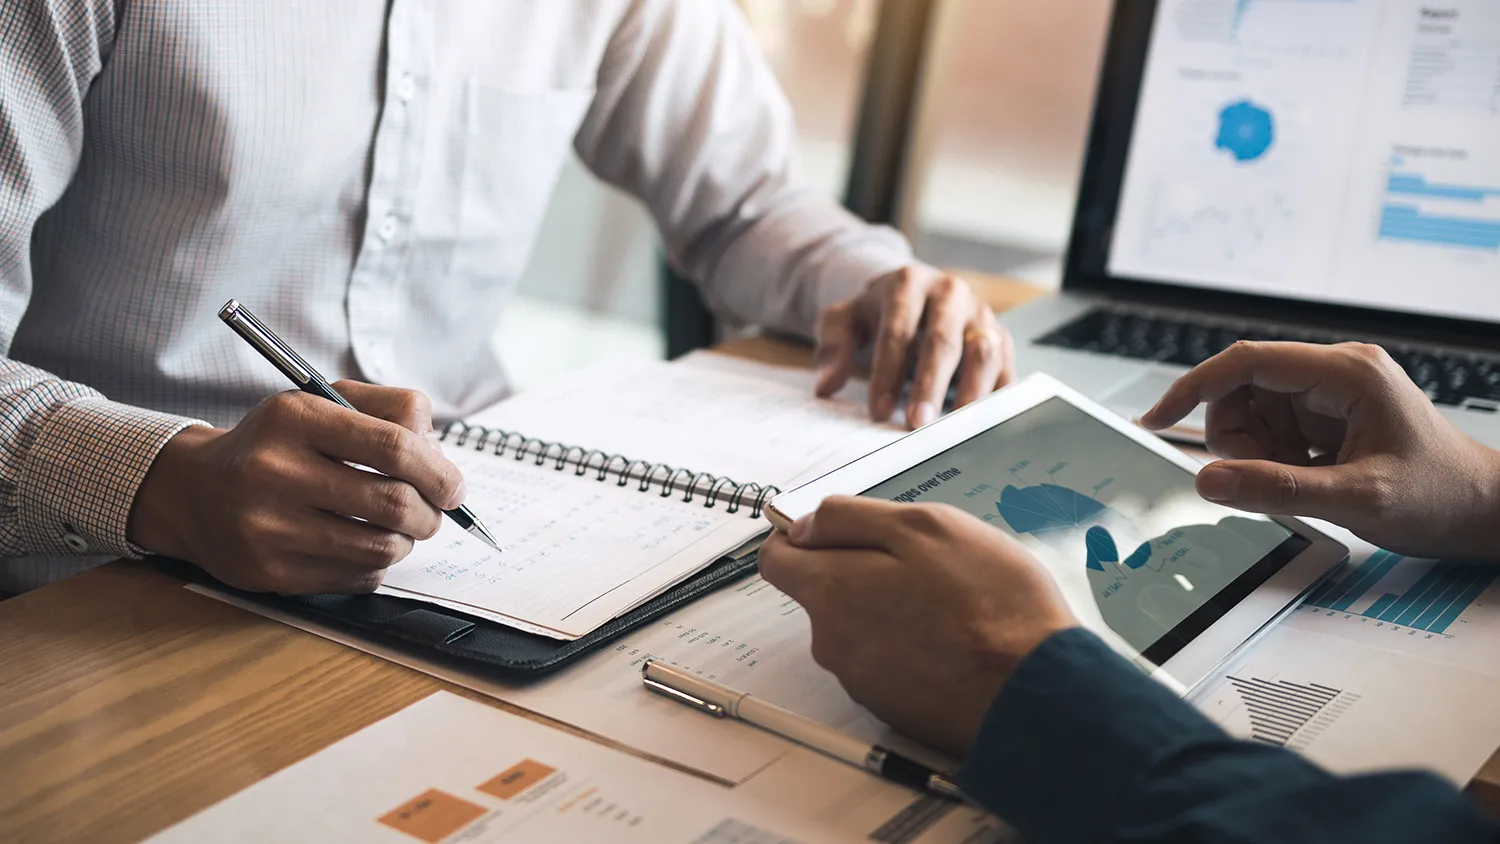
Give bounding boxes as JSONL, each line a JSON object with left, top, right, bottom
{"left": 1034, "top": 307, "right": 1500, "bottom": 410}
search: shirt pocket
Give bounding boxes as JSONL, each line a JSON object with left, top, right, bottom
{"left": 424, "top": 83, "right": 594, "bottom": 286}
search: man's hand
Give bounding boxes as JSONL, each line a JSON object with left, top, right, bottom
{"left": 758, "top": 497, "right": 1077, "bottom": 756}
{"left": 1143, "top": 341, "right": 1500, "bottom": 558}
{"left": 128, "top": 382, "right": 467, "bottom": 594}
{"left": 815, "top": 265, "right": 1014, "bottom": 430}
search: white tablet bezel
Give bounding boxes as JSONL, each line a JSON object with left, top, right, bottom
{"left": 766, "top": 373, "right": 1348, "bottom": 693}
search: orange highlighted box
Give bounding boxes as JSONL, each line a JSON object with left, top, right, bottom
{"left": 378, "top": 788, "right": 486, "bottom": 843}
{"left": 478, "top": 759, "right": 557, "bottom": 800}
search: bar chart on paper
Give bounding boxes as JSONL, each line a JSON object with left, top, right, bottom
{"left": 1193, "top": 625, "right": 1500, "bottom": 780}
{"left": 1289, "top": 549, "right": 1500, "bottom": 673}
{"left": 1223, "top": 675, "right": 1344, "bottom": 747}
{"left": 1304, "top": 551, "right": 1499, "bottom": 635}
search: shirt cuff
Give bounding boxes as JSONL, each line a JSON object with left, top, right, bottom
{"left": 956, "top": 628, "right": 1228, "bottom": 841}
{"left": 809, "top": 223, "right": 914, "bottom": 322}
{"left": 15, "top": 397, "right": 207, "bottom": 558}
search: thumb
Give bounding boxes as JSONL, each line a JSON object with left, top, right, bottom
{"left": 1196, "top": 459, "right": 1362, "bottom": 523}
{"left": 813, "top": 302, "right": 858, "bottom": 398}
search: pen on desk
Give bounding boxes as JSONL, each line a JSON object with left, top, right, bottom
{"left": 217, "top": 299, "right": 503, "bottom": 552}
{"left": 641, "top": 659, "right": 964, "bottom": 801}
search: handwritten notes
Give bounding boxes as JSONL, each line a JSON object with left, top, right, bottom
{"left": 382, "top": 356, "right": 906, "bottom": 639}
{"left": 382, "top": 448, "right": 761, "bottom": 639}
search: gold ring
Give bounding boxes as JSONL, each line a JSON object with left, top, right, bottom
{"left": 964, "top": 326, "right": 1002, "bottom": 348}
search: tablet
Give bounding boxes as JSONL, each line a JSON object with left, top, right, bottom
{"left": 767, "top": 374, "right": 1347, "bottom": 692}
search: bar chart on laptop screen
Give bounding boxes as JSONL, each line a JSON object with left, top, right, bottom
{"left": 1302, "top": 551, "right": 1500, "bottom": 638}
{"left": 1379, "top": 158, "right": 1500, "bottom": 253}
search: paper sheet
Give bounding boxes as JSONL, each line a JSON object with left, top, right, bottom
{"left": 461, "top": 353, "right": 903, "bottom": 489}
{"left": 1282, "top": 523, "right": 1500, "bottom": 676}
{"left": 145, "top": 691, "right": 858, "bottom": 844}
{"left": 380, "top": 355, "right": 904, "bottom": 639}
{"left": 500, "top": 574, "right": 956, "bottom": 779}
{"left": 1192, "top": 625, "right": 1500, "bottom": 783}
{"left": 192, "top": 574, "right": 938, "bottom": 786}
{"left": 187, "top": 585, "right": 1015, "bottom": 843}
{"left": 381, "top": 446, "right": 760, "bottom": 639}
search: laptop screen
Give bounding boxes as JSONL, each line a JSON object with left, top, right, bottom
{"left": 1103, "top": 0, "right": 1500, "bottom": 325}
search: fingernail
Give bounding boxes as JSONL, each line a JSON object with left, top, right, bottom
{"left": 450, "top": 479, "right": 468, "bottom": 509}
{"left": 815, "top": 365, "right": 838, "bottom": 395}
{"left": 422, "top": 429, "right": 444, "bottom": 452}
{"left": 788, "top": 514, "right": 814, "bottom": 544}
{"left": 909, "top": 401, "right": 937, "bottom": 429}
{"left": 1197, "top": 465, "right": 1240, "bottom": 502}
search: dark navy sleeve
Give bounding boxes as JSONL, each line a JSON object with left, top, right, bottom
{"left": 957, "top": 628, "right": 1497, "bottom": 843}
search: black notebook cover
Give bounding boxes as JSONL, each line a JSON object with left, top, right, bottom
{"left": 165, "top": 549, "right": 761, "bottom": 680}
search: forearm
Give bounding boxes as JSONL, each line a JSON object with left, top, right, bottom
{"left": 960, "top": 629, "right": 1495, "bottom": 843}
{"left": 575, "top": 0, "right": 912, "bottom": 340}
{"left": 0, "top": 360, "right": 204, "bottom": 557}
{"left": 1472, "top": 445, "right": 1500, "bottom": 558}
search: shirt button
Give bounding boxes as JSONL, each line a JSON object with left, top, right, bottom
{"left": 396, "top": 73, "right": 416, "bottom": 103}
{"left": 377, "top": 215, "right": 399, "bottom": 242}
{"left": 63, "top": 531, "right": 90, "bottom": 553}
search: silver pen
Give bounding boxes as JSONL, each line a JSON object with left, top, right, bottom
{"left": 218, "top": 299, "right": 503, "bottom": 552}
{"left": 642, "top": 659, "right": 964, "bottom": 801}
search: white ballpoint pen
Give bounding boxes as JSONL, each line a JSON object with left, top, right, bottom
{"left": 642, "top": 659, "right": 964, "bottom": 801}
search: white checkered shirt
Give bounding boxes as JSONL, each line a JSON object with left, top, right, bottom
{"left": 0, "top": 0, "right": 912, "bottom": 592}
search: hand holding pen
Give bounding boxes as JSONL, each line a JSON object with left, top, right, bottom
{"left": 127, "top": 301, "right": 498, "bottom": 595}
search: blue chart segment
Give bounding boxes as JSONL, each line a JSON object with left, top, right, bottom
{"left": 996, "top": 483, "right": 1161, "bottom": 582}
{"left": 1215, "top": 100, "right": 1275, "bottom": 162}
{"left": 996, "top": 483, "right": 1106, "bottom": 535}
{"left": 1379, "top": 171, "right": 1500, "bottom": 251}
{"left": 1307, "top": 551, "right": 1500, "bottom": 635}
{"left": 1084, "top": 525, "right": 1153, "bottom": 572}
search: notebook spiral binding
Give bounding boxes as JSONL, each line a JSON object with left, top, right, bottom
{"left": 440, "top": 421, "right": 781, "bottom": 518}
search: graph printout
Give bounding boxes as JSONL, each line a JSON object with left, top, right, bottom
{"left": 145, "top": 692, "right": 863, "bottom": 844}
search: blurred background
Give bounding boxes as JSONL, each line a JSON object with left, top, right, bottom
{"left": 495, "top": 0, "right": 1112, "bottom": 389}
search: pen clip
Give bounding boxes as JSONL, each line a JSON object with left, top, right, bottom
{"left": 642, "top": 677, "right": 727, "bottom": 717}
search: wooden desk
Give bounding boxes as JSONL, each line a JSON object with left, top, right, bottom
{"left": 1, "top": 275, "right": 1496, "bottom": 842}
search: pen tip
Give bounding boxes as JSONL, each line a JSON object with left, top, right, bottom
{"left": 470, "top": 520, "right": 503, "bottom": 553}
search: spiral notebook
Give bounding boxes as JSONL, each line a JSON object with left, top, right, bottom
{"left": 375, "top": 354, "right": 901, "bottom": 641}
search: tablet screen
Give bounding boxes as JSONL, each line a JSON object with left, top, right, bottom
{"left": 860, "top": 397, "right": 1310, "bottom": 665}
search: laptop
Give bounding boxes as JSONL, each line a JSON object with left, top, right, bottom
{"left": 1000, "top": 0, "right": 1500, "bottom": 447}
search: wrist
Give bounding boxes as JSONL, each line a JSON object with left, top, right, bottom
{"left": 1473, "top": 446, "right": 1500, "bottom": 558}
{"left": 127, "top": 425, "right": 223, "bottom": 559}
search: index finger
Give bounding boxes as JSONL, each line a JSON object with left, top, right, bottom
{"left": 789, "top": 495, "right": 912, "bottom": 551}
{"left": 757, "top": 531, "right": 890, "bottom": 609}
{"left": 757, "top": 531, "right": 826, "bottom": 603}
{"left": 1141, "top": 341, "right": 1366, "bottom": 430}
{"left": 306, "top": 409, "right": 467, "bottom": 510}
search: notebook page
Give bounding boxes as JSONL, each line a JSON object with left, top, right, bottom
{"left": 461, "top": 354, "right": 903, "bottom": 490}
{"left": 380, "top": 448, "right": 762, "bottom": 640}
{"left": 383, "top": 355, "right": 904, "bottom": 639}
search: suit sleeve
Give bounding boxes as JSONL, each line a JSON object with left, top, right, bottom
{"left": 958, "top": 628, "right": 1498, "bottom": 844}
